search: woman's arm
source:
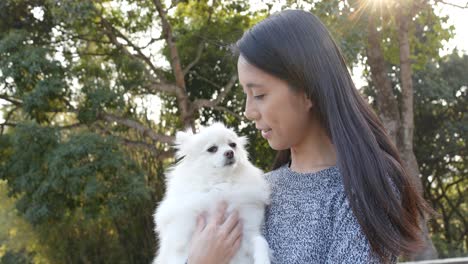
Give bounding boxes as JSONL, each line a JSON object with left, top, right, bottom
{"left": 187, "top": 202, "right": 243, "bottom": 264}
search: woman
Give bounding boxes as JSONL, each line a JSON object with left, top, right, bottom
{"left": 186, "top": 9, "right": 431, "bottom": 264}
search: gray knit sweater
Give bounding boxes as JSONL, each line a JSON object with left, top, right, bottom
{"left": 261, "top": 164, "right": 394, "bottom": 264}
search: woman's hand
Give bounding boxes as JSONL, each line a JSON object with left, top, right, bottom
{"left": 187, "top": 201, "right": 243, "bottom": 264}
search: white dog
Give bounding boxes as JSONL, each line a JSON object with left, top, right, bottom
{"left": 153, "top": 123, "right": 271, "bottom": 264}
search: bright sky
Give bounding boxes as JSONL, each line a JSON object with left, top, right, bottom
{"left": 0, "top": 1, "right": 467, "bottom": 124}
{"left": 437, "top": 2, "right": 468, "bottom": 54}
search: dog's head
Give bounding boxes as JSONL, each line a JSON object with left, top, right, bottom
{"left": 174, "top": 123, "right": 249, "bottom": 171}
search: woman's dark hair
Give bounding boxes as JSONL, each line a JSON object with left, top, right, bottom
{"left": 235, "top": 9, "right": 433, "bottom": 262}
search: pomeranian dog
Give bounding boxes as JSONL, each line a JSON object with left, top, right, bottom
{"left": 153, "top": 123, "right": 271, "bottom": 264}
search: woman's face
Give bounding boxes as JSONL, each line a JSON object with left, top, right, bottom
{"left": 237, "top": 55, "right": 314, "bottom": 150}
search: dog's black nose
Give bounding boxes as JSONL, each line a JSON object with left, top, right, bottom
{"left": 224, "top": 150, "right": 234, "bottom": 159}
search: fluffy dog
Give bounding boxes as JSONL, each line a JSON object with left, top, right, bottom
{"left": 153, "top": 123, "right": 271, "bottom": 264}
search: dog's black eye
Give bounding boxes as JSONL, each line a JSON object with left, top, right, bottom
{"left": 229, "top": 142, "right": 236, "bottom": 148}
{"left": 207, "top": 146, "right": 218, "bottom": 153}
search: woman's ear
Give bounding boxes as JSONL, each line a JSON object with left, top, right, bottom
{"left": 302, "top": 91, "right": 313, "bottom": 110}
{"left": 306, "top": 98, "right": 313, "bottom": 109}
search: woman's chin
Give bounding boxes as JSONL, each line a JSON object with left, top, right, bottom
{"left": 267, "top": 140, "right": 287, "bottom": 151}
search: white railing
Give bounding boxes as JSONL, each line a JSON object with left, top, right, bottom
{"left": 400, "top": 257, "right": 468, "bottom": 264}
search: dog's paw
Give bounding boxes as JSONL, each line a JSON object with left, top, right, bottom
{"left": 252, "top": 235, "right": 271, "bottom": 264}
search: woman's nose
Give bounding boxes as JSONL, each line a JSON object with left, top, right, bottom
{"left": 244, "top": 97, "right": 260, "bottom": 121}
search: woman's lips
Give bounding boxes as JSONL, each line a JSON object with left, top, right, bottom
{"left": 261, "top": 128, "right": 272, "bottom": 139}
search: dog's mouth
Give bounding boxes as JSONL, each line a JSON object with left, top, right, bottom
{"left": 224, "top": 158, "right": 236, "bottom": 166}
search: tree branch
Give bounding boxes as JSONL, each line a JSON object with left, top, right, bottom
{"left": 419, "top": 146, "right": 468, "bottom": 163}
{"left": 191, "top": 71, "right": 223, "bottom": 89}
{"left": 52, "top": 26, "right": 113, "bottom": 45}
{"left": 143, "top": 81, "right": 179, "bottom": 95}
{"left": 443, "top": 177, "right": 467, "bottom": 193}
{"left": 436, "top": 0, "right": 468, "bottom": 8}
{"left": 0, "top": 122, "right": 17, "bottom": 135}
{"left": 0, "top": 100, "right": 20, "bottom": 135}
{"left": 183, "top": 41, "right": 205, "bottom": 76}
{"left": 56, "top": 123, "right": 84, "bottom": 130}
{"left": 141, "top": 36, "right": 165, "bottom": 49}
{"left": 193, "top": 73, "right": 238, "bottom": 108}
{"left": 167, "top": 0, "right": 183, "bottom": 11}
{"left": 182, "top": 3, "right": 215, "bottom": 76}
{"left": 120, "top": 137, "right": 174, "bottom": 159}
{"left": 212, "top": 106, "right": 245, "bottom": 121}
{"left": 213, "top": 74, "right": 238, "bottom": 105}
{"left": 152, "top": 0, "right": 196, "bottom": 128}
{"left": 99, "top": 112, "right": 173, "bottom": 144}
{"left": 100, "top": 17, "right": 166, "bottom": 80}
{"left": 94, "top": 123, "right": 174, "bottom": 159}
{"left": 0, "top": 95, "right": 22, "bottom": 106}
{"left": 152, "top": 0, "right": 185, "bottom": 91}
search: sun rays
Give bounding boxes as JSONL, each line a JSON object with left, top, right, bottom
{"left": 350, "top": 0, "right": 396, "bottom": 21}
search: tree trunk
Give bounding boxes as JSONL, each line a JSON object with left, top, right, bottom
{"left": 153, "top": 0, "right": 196, "bottom": 130}
{"left": 366, "top": 12, "right": 400, "bottom": 144}
{"left": 366, "top": 3, "right": 438, "bottom": 259}
{"left": 396, "top": 4, "right": 438, "bottom": 260}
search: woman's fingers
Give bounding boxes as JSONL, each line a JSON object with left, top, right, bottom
{"left": 221, "top": 209, "right": 239, "bottom": 234}
{"left": 206, "top": 201, "right": 243, "bottom": 245}
{"left": 225, "top": 217, "right": 242, "bottom": 245}
{"left": 188, "top": 204, "right": 242, "bottom": 264}
{"left": 195, "top": 212, "right": 207, "bottom": 234}
{"left": 227, "top": 230, "right": 243, "bottom": 258}
{"left": 212, "top": 201, "right": 228, "bottom": 226}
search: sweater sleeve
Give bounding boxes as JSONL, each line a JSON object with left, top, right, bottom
{"left": 325, "top": 197, "right": 391, "bottom": 264}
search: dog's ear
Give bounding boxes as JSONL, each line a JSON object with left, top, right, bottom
{"left": 174, "top": 129, "right": 193, "bottom": 159}
{"left": 175, "top": 129, "right": 193, "bottom": 146}
{"left": 238, "top": 136, "right": 248, "bottom": 147}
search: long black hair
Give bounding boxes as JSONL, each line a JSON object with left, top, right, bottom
{"left": 235, "top": 9, "right": 432, "bottom": 261}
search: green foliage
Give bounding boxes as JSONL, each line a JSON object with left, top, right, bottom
{"left": 0, "top": 180, "right": 49, "bottom": 263}
{"left": 413, "top": 52, "right": 467, "bottom": 257}
{"left": 0, "top": 29, "right": 69, "bottom": 123}
{"left": 167, "top": 0, "right": 254, "bottom": 109}
{"left": 1, "top": 123, "right": 150, "bottom": 225}
{"left": 0, "top": 122, "right": 153, "bottom": 262}
{"left": 1, "top": 250, "right": 34, "bottom": 264}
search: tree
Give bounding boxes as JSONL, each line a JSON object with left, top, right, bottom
{"left": 0, "top": 180, "right": 49, "bottom": 263}
{"left": 0, "top": 0, "right": 267, "bottom": 262}
{"left": 413, "top": 51, "right": 467, "bottom": 257}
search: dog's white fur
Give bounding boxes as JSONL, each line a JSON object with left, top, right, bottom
{"left": 153, "top": 123, "right": 271, "bottom": 264}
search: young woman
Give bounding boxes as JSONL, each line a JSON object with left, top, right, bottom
{"left": 186, "top": 9, "right": 431, "bottom": 264}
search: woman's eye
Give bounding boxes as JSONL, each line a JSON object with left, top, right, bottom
{"left": 229, "top": 142, "right": 236, "bottom": 148}
{"left": 207, "top": 146, "right": 218, "bottom": 153}
{"left": 254, "top": 94, "right": 265, "bottom": 100}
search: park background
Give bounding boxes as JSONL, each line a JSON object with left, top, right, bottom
{"left": 0, "top": 0, "right": 466, "bottom": 263}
